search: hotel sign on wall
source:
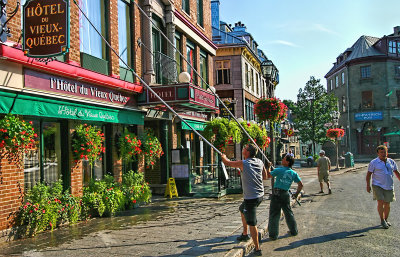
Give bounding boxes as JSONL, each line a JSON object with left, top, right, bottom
{"left": 24, "top": 69, "right": 136, "bottom": 107}
{"left": 23, "top": 0, "right": 69, "bottom": 57}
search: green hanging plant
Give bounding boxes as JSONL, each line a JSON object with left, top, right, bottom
{"left": 71, "top": 124, "right": 105, "bottom": 166}
{"left": 0, "top": 113, "right": 38, "bottom": 153}
{"left": 203, "top": 117, "right": 242, "bottom": 152}
{"left": 117, "top": 129, "right": 142, "bottom": 162}
{"left": 240, "top": 121, "right": 270, "bottom": 149}
{"left": 140, "top": 128, "right": 163, "bottom": 168}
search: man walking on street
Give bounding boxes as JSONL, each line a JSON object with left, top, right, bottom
{"left": 317, "top": 150, "right": 332, "bottom": 194}
{"left": 366, "top": 145, "right": 400, "bottom": 229}
{"left": 221, "top": 144, "right": 267, "bottom": 256}
{"left": 268, "top": 154, "right": 303, "bottom": 240}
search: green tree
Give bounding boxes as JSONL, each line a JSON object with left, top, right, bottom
{"left": 288, "top": 76, "right": 338, "bottom": 156}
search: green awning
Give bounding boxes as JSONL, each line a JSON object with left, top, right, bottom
{"left": 0, "top": 91, "right": 144, "bottom": 125}
{"left": 181, "top": 120, "right": 206, "bottom": 131}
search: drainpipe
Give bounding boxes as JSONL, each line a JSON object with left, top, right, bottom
{"left": 345, "top": 65, "right": 352, "bottom": 153}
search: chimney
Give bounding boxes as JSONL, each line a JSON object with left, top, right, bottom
{"left": 211, "top": 0, "right": 220, "bottom": 30}
{"left": 233, "top": 21, "right": 247, "bottom": 32}
{"left": 394, "top": 26, "right": 400, "bottom": 35}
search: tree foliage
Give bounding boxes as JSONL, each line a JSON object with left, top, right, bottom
{"left": 288, "top": 76, "right": 338, "bottom": 155}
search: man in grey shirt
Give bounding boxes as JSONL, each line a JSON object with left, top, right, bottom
{"left": 222, "top": 144, "right": 267, "bottom": 256}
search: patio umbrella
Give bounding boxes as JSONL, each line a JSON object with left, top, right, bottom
{"left": 384, "top": 130, "right": 400, "bottom": 136}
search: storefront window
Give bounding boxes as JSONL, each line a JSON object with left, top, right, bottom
{"left": 82, "top": 125, "right": 106, "bottom": 185}
{"left": 24, "top": 120, "right": 40, "bottom": 189}
{"left": 24, "top": 121, "right": 61, "bottom": 189}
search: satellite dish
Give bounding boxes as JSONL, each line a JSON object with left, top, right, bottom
{"left": 178, "top": 72, "right": 191, "bottom": 83}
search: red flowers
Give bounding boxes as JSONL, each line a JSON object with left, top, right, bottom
{"left": 254, "top": 98, "right": 288, "bottom": 122}
{"left": 71, "top": 124, "right": 105, "bottom": 166}
{"left": 326, "top": 128, "right": 345, "bottom": 139}
{"left": 0, "top": 114, "right": 37, "bottom": 153}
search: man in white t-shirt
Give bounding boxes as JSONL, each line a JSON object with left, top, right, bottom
{"left": 366, "top": 145, "right": 400, "bottom": 229}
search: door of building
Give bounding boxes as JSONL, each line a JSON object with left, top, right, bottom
{"left": 360, "top": 122, "right": 380, "bottom": 155}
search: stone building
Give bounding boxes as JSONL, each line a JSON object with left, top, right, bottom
{"left": 325, "top": 26, "right": 400, "bottom": 156}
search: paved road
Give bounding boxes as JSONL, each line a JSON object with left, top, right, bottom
{"left": 256, "top": 163, "right": 400, "bottom": 257}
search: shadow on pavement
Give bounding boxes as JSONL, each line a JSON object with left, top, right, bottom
{"left": 274, "top": 225, "right": 380, "bottom": 251}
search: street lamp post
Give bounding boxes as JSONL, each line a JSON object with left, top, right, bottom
{"left": 331, "top": 110, "right": 340, "bottom": 170}
{"left": 261, "top": 60, "right": 278, "bottom": 165}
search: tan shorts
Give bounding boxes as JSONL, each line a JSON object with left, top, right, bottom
{"left": 372, "top": 185, "right": 395, "bottom": 202}
{"left": 318, "top": 172, "right": 330, "bottom": 183}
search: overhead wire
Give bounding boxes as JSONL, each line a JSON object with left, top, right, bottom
{"left": 131, "top": 1, "right": 271, "bottom": 164}
{"left": 73, "top": 0, "right": 222, "bottom": 156}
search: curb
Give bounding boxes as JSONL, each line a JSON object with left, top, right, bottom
{"left": 223, "top": 196, "right": 300, "bottom": 257}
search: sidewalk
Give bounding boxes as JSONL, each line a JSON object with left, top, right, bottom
{"left": 0, "top": 162, "right": 370, "bottom": 257}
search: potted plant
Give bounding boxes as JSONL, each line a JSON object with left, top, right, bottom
{"left": 71, "top": 124, "right": 105, "bottom": 166}
{"left": 203, "top": 117, "right": 242, "bottom": 152}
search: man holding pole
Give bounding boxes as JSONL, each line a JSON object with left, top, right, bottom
{"left": 221, "top": 143, "right": 267, "bottom": 256}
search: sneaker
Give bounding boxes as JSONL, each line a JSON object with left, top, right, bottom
{"left": 318, "top": 190, "right": 324, "bottom": 194}
{"left": 381, "top": 220, "right": 389, "bottom": 229}
{"left": 254, "top": 249, "right": 262, "bottom": 256}
{"left": 328, "top": 189, "right": 332, "bottom": 194}
{"left": 385, "top": 220, "right": 392, "bottom": 226}
{"left": 236, "top": 233, "right": 251, "bottom": 241}
{"left": 268, "top": 236, "right": 277, "bottom": 241}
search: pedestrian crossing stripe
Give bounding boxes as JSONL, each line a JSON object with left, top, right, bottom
{"left": 165, "top": 178, "right": 178, "bottom": 198}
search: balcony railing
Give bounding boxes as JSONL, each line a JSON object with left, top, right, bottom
{"left": 153, "top": 51, "right": 177, "bottom": 85}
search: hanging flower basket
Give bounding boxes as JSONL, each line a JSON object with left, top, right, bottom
{"left": 71, "top": 124, "right": 105, "bottom": 166}
{"left": 254, "top": 98, "right": 288, "bottom": 122}
{"left": 140, "top": 128, "right": 163, "bottom": 168}
{"left": 240, "top": 122, "right": 270, "bottom": 149}
{"left": 204, "top": 118, "right": 242, "bottom": 152}
{"left": 284, "top": 128, "right": 294, "bottom": 137}
{"left": 0, "top": 113, "right": 37, "bottom": 153}
{"left": 326, "top": 128, "right": 345, "bottom": 139}
{"left": 117, "top": 130, "right": 142, "bottom": 162}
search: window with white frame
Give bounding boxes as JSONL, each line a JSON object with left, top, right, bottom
{"left": 182, "top": 0, "right": 190, "bottom": 14}
{"left": 118, "top": 0, "right": 132, "bottom": 68}
{"left": 341, "top": 72, "right": 345, "bottom": 85}
{"left": 389, "top": 41, "right": 396, "bottom": 54}
{"left": 330, "top": 79, "right": 333, "bottom": 91}
{"left": 335, "top": 75, "right": 339, "bottom": 88}
{"left": 80, "top": 0, "right": 107, "bottom": 59}
{"left": 361, "top": 66, "right": 371, "bottom": 78}
{"left": 342, "top": 96, "right": 346, "bottom": 112}
{"left": 245, "top": 63, "right": 249, "bottom": 88}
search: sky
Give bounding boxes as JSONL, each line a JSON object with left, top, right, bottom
{"left": 218, "top": 0, "right": 400, "bottom": 102}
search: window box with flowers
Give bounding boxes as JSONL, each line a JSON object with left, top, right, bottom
{"left": 71, "top": 124, "right": 105, "bottom": 166}
{"left": 140, "top": 128, "right": 164, "bottom": 169}
{"left": 203, "top": 117, "right": 242, "bottom": 152}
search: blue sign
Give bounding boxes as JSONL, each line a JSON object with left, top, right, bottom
{"left": 354, "top": 111, "right": 383, "bottom": 121}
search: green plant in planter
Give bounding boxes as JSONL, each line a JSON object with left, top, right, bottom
{"left": 140, "top": 128, "right": 163, "bottom": 168}
{"left": 71, "top": 124, "right": 105, "bottom": 166}
{"left": 254, "top": 98, "right": 288, "bottom": 123}
{"left": 240, "top": 122, "right": 270, "bottom": 149}
{"left": 0, "top": 113, "right": 38, "bottom": 153}
{"left": 122, "top": 171, "right": 152, "bottom": 208}
{"left": 203, "top": 118, "right": 242, "bottom": 152}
